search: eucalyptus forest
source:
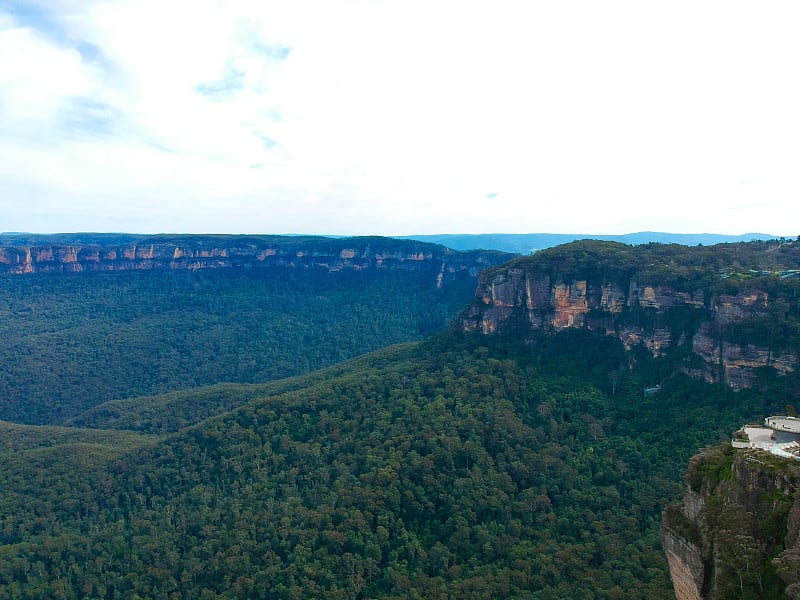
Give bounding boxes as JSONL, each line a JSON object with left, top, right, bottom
{"left": 1, "top": 236, "right": 799, "bottom": 599}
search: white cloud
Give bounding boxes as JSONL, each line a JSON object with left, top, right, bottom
{"left": 0, "top": 0, "right": 798, "bottom": 235}
{"left": 0, "top": 24, "right": 89, "bottom": 137}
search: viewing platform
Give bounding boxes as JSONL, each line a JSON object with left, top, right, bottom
{"left": 765, "top": 416, "right": 800, "bottom": 434}
{"left": 731, "top": 416, "right": 800, "bottom": 460}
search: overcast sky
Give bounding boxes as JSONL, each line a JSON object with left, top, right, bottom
{"left": 1, "top": 1, "right": 798, "bottom": 236}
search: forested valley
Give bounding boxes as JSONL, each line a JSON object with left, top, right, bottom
{"left": 0, "top": 237, "right": 799, "bottom": 598}
{"left": 0, "top": 262, "right": 479, "bottom": 424}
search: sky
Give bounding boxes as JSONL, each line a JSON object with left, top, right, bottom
{"left": 0, "top": 1, "right": 798, "bottom": 236}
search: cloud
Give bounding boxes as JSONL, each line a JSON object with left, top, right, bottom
{"left": 58, "top": 97, "right": 123, "bottom": 138}
{"left": 253, "top": 132, "right": 277, "bottom": 150}
{"left": 0, "top": 20, "right": 89, "bottom": 123}
{"left": 195, "top": 65, "right": 246, "bottom": 101}
{"left": 0, "top": 1, "right": 798, "bottom": 236}
{"left": 1, "top": 0, "right": 71, "bottom": 45}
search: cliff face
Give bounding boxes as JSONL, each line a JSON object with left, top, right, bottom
{"left": 462, "top": 241, "right": 800, "bottom": 389}
{"left": 465, "top": 271, "right": 703, "bottom": 334}
{"left": 0, "top": 235, "right": 512, "bottom": 286}
{"left": 662, "top": 445, "right": 800, "bottom": 599}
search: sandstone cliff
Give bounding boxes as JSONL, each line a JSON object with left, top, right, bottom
{"left": 662, "top": 444, "right": 800, "bottom": 598}
{"left": 0, "top": 235, "right": 511, "bottom": 286}
{"left": 462, "top": 240, "right": 800, "bottom": 389}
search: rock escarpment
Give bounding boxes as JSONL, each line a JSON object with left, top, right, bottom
{"left": 661, "top": 445, "right": 800, "bottom": 598}
{"left": 463, "top": 240, "right": 800, "bottom": 389}
{"left": 0, "top": 235, "right": 511, "bottom": 285}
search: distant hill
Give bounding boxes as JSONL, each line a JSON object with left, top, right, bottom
{"left": 399, "top": 232, "right": 780, "bottom": 254}
{"left": 0, "top": 233, "right": 511, "bottom": 275}
{"left": 0, "top": 232, "right": 146, "bottom": 246}
{"left": 464, "top": 238, "right": 800, "bottom": 391}
{"left": 2, "top": 231, "right": 784, "bottom": 257}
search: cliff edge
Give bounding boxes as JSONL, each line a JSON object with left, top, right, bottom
{"left": 0, "top": 234, "right": 512, "bottom": 284}
{"left": 463, "top": 239, "right": 800, "bottom": 389}
{"left": 662, "top": 444, "right": 800, "bottom": 598}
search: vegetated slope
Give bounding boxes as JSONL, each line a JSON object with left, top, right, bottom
{"left": 662, "top": 444, "right": 800, "bottom": 599}
{"left": 2, "top": 239, "right": 798, "bottom": 598}
{"left": 0, "top": 245, "right": 503, "bottom": 425}
{"left": 0, "top": 329, "right": 786, "bottom": 599}
{"left": 0, "top": 232, "right": 145, "bottom": 246}
{"left": 0, "top": 420, "right": 156, "bottom": 454}
{"left": 0, "top": 421, "right": 156, "bottom": 558}
{"left": 66, "top": 344, "right": 419, "bottom": 435}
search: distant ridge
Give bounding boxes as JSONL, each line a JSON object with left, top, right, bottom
{"left": 398, "top": 232, "right": 779, "bottom": 254}
{"left": 1, "top": 232, "right": 783, "bottom": 255}
{"left": 0, "top": 232, "right": 147, "bottom": 246}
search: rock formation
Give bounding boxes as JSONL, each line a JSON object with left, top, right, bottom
{"left": 463, "top": 241, "right": 799, "bottom": 389}
{"left": 662, "top": 445, "right": 800, "bottom": 598}
{"left": 0, "top": 235, "right": 511, "bottom": 285}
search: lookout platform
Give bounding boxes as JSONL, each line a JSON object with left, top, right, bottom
{"left": 731, "top": 416, "right": 800, "bottom": 459}
{"left": 765, "top": 416, "right": 800, "bottom": 434}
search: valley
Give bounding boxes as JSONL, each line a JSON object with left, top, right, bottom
{"left": 0, "top": 235, "right": 798, "bottom": 598}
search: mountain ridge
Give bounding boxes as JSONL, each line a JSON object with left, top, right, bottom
{"left": 0, "top": 234, "right": 511, "bottom": 276}
{"left": 400, "top": 232, "right": 780, "bottom": 254}
{"left": 2, "top": 231, "right": 783, "bottom": 257}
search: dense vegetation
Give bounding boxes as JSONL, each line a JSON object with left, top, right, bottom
{"left": 493, "top": 238, "right": 800, "bottom": 287}
{"left": 0, "top": 238, "right": 798, "bottom": 598}
{"left": 0, "top": 328, "right": 791, "bottom": 599}
{"left": 65, "top": 347, "right": 420, "bottom": 435}
{"left": 0, "top": 266, "right": 477, "bottom": 424}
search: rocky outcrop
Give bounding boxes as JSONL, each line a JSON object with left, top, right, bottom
{"left": 0, "top": 236, "right": 512, "bottom": 286}
{"left": 463, "top": 242, "right": 799, "bottom": 389}
{"left": 690, "top": 324, "right": 798, "bottom": 389}
{"left": 464, "top": 270, "right": 707, "bottom": 337}
{"left": 661, "top": 527, "right": 707, "bottom": 600}
{"left": 662, "top": 445, "right": 800, "bottom": 598}
{"left": 689, "top": 289, "right": 798, "bottom": 389}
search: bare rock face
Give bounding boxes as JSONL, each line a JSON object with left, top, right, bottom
{"left": 662, "top": 446, "right": 800, "bottom": 598}
{"left": 552, "top": 281, "right": 589, "bottom": 328}
{"left": 690, "top": 290, "right": 798, "bottom": 389}
{"left": 466, "top": 268, "right": 709, "bottom": 338}
{"left": 618, "top": 326, "right": 673, "bottom": 356}
{"left": 713, "top": 291, "right": 769, "bottom": 325}
{"left": 464, "top": 263, "right": 797, "bottom": 389}
{"left": 0, "top": 237, "right": 511, "bottom": 288}
{"left": 601, "top": 282, "right": 627, "bottom": 313}
{"left": 661, "top": 530, "right": 706, "bottom": 600}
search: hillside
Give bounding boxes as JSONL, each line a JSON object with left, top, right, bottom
{"left": 0, "top": 239, "right": 798, "bottom": 598}
{"left": 64, "top": 345, "right": 419, "bottom": 435}
{"left": 0, "top": 332, "right": 779, "bottom": 599}
{"left": 0, "top": 235, "right": 510, "bottom": 425}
